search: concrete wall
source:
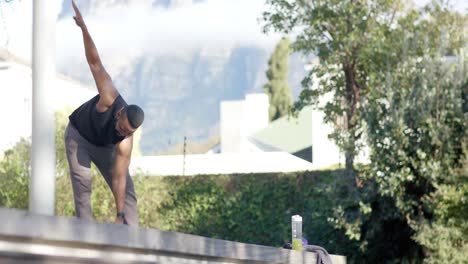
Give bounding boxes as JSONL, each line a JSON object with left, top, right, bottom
{"left": 0, "top": 207, "right": 346, "bottom": 264}
{"left": 130, "top": 151, "right": 313, "bottom": 176}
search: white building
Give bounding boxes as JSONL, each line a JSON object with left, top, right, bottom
{"left": 218, "top": 93, "right": 350, "bottom": 169}
{"left": 130, "top": 91, "right": 370, "bottom": 176}
{"left": 220, "top": 93, "right": 269, "bottom": 153}
{"left": 0, "top": 49, "right": 97, "bottom": 153}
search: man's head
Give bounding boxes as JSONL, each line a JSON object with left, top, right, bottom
{"left": 115, "top": 105, "right": 145, "bottom": 137}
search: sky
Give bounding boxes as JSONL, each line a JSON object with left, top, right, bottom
{"left": 0, "top": 0, "right": 466, "bottom": 64}
{"left": 0, "top": 0, "right": 283, "bottom": 64}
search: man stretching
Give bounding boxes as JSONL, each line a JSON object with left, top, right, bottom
{"left": 65, "top": 0, "right": 144, "bottom": 225}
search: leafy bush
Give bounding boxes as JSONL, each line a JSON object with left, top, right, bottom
{"left": 0, "top": 138, "right": 30, "bottom": 209}
{"left": 54, "top": 169, "right": 361, "bottom": 259}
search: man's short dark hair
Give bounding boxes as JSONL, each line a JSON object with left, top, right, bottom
{"left": 126, "top": 105, "right": 144, "bottom": 129}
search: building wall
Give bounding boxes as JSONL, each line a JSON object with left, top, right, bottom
{"left": 220, "top": 93, "right": 269, "bottom": 154}
{"left": 0, "top": 62, "right": 32, "bottom": 152}
{"left": 0, "top": 60, "right": 97, "bottom": 153}
{"left": 131, "top": 151, "right": 313, "bottom": 176}
{"left": 220, "top": 100, "right": 243, "bottom": 153}
{"left": 310, "top": 105, "right": 344, "bottom": 168}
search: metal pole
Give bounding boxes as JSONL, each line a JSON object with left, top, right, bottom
{"left": 30, "top": 0, "right": 56, "bottom": 215}
{"left": 183, "top": 136, "right": 186, "bottom": 176}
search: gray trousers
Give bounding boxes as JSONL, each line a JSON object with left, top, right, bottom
{"left": 64, "top": 123, "right": 138, "bottom": 226}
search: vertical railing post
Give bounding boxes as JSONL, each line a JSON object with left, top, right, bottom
{"left": 30, "top": 0, "right": 56, "bottom": 215}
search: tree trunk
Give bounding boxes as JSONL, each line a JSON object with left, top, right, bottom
{"left": 345, "top": 144, "right": 355, "bottom": 177}
{"left": 344, "top": 62, "right": 359, "bottom": 178}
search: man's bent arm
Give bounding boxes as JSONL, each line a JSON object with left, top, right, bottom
{"left": 112, "top": 136, "right": 133, "bottom": 222}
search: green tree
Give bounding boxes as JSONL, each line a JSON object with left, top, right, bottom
{"left": 360, "top": 3, "right": 467, "bottom": 262}
{"left": 363, "top": 52, "right": 467, "bottom": 263}
{"left": 263, "top": 37, "right": 293, "bottom": 121}
{"left": 262, "top": 0, "right": 431, "bottom": 175}
{"left": 264, "top": 0, "right": 467, "bottom": 262}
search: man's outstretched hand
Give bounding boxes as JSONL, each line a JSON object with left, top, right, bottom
{"left": 72, "top": 0, "right": 85, "bottom": 28}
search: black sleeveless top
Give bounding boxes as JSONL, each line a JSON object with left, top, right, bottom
{"left": 69, "top": 94, "right": 127, "bottom": 146}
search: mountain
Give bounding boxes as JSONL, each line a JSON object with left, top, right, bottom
{"left": 57, "top": 0, "right": 309, "bottom": 155}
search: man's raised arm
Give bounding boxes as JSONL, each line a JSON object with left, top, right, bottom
{"left": 72, "top": 0, "right": 118, "bottom": 108}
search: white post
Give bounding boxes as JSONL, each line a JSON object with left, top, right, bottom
{"left": 30, "top": 0, "right": 56, "bottom": 215}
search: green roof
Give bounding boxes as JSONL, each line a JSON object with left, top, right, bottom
{"left": 252, "top": 106, "right": 312, "bottom": 153}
